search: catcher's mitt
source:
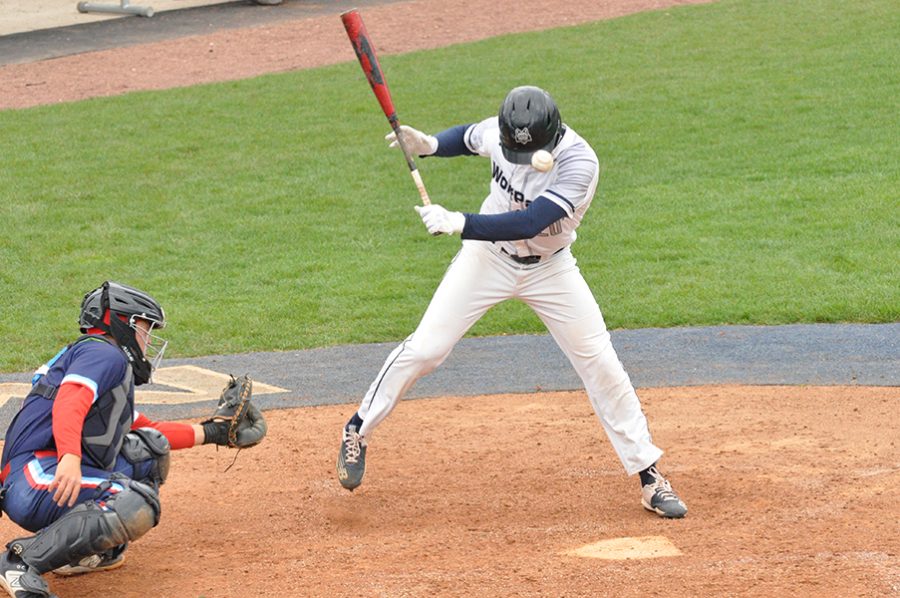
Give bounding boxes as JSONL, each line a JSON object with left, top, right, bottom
{"left": 201, "top": 374, "right": 267, "bottom": 449}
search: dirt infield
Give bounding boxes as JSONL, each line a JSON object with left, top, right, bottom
{"left": 2, "top": 386, "right": 896, "bottom": 597}
{"left": 2, "top": 1, "right": 898, "bottom": 596}
{"left": 0, "top": 0, "right": 716, "bottom": 110}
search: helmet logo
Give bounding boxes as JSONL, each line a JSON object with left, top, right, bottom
{"left": 513, "top": 127, "right": 532, "bottom": 146}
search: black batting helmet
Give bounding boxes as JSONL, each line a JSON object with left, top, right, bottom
{"left": 498, "top": 86, "right": 563, "bottom": 164}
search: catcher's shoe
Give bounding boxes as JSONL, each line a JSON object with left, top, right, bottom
{"left": 0, "top": 550, "right": 56, "bottom": 598}
{"left": 337, "top": 423, "right": 367, "bottom": 491}
{"left": 640, "top": 466, "right": 688, "bottom": 519}
{"left": 51, "top": 545, "right": 126, "bottom": 577}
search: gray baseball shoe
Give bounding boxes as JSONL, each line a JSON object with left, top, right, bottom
{"left": 52, "top": 544, "right": 126, "bottom": 577}
{"left": 0, "top": 549, "right": 56, "bottom": 598}
{"left": 640, "top": 466, "right": 687, "bottom": 518}
{"left": 336, "top": 423, "right": 367, "bottom": 491}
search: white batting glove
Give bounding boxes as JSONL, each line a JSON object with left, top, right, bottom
{"left": 414, "top": 204, "right": 466, "bottom": 236}
{"left": 386, "top": 125, "right": 438, "bottom": 157}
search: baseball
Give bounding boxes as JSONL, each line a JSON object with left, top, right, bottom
{"left": 531, "top": 149, "right": 554, "bottom": 172}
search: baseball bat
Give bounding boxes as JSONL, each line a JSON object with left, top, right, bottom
{"left": 341, "top": 9, "right": 431, "bottom": 206}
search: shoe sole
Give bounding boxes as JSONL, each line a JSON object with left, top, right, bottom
{"left": 641, "top": 498, "right": 687, "bottom": 519}
{"left": 52, "top": 557, "right": 126, "bottom": 577}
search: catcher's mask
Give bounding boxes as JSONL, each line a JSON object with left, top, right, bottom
{"left": 498, "top": 85, "right": 563, "bottom": 165}
{"left": 79, "top": 281, "right": 168, "bottom": 385}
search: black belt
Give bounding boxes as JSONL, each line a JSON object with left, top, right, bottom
{"left": 500, "top": 247, "right": 542, "bottom": 265}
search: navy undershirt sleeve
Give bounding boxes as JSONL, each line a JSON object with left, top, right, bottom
{"left": 461, "top": 197, "right": 568, "bottom": 241}
{"left": 433, "top": 124, "right": 477, "bottom": 157}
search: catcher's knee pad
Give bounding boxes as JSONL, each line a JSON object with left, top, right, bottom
{"left": 106, "top": 478, "right": 162, "bottom": 539}
{"left": 9, "top": 479, "right": 160, "bottom": 574}
{"left": 121, "top": 427, "right": 171, "bottom": 486}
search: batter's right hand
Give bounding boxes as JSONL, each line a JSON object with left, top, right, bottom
{"left": 386, "top": 125, "right": 438, "bottom": 156}
{"left": 415, "top": 204, "right": 465, "bottom": 236}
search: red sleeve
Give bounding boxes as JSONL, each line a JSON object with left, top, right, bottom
{"left": 52, "top": 382, "right": 94, "bottom": 458}
{"left": 132, "top": 412, "right": 196, "bottom": 450}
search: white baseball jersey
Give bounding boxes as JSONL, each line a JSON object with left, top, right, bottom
{"left": 464, "top": 117, "right": 600, "bottom": 259}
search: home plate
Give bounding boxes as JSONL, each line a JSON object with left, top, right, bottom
{"left": 564, "top": 536, "right": 682, "bottom": 560}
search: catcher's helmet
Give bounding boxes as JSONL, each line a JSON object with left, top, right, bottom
{"left": 79, "top": 281, "right": 167, "bottom": 385}
{"left": 79, "top": 281, "right": 166, "bottom": 332}
{"left": 498, "top": 86, "right": 562, "bottom": 164}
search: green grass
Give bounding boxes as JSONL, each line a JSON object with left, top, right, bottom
{"left": 1, "top": 0, "right": 897, "bottom": 372}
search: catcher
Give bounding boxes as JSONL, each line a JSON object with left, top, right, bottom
{"left": 0, "top": 282, "right": 266, "bottom": 598}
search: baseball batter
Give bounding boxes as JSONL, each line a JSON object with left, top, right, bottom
{"left": 337, "top": 86, "right": 687, "bottom": 518}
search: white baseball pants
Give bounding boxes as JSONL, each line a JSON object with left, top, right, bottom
{"left": 356, "top": 240, "right": 663, "bottom": 475}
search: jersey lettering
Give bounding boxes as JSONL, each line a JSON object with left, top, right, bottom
{"left": 540, "top": 220, "right": 564, "bottom": 237}
{"left": 491, "top": 162, "right": 525, "bottom": 204}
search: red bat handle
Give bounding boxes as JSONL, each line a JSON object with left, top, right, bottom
{"left": 341, "top": 9, "right": 431, "bottom": 206}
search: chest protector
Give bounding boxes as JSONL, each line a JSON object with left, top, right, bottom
{"left": 81, "top": 363, "right": 134, "bottom": 470}
{"left": 11, "top": 335, "right": 135, "bottom": 471}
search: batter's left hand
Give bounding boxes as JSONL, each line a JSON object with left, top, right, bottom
{"left": 415, "top": 204, "right": 465, "bottom": 236}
